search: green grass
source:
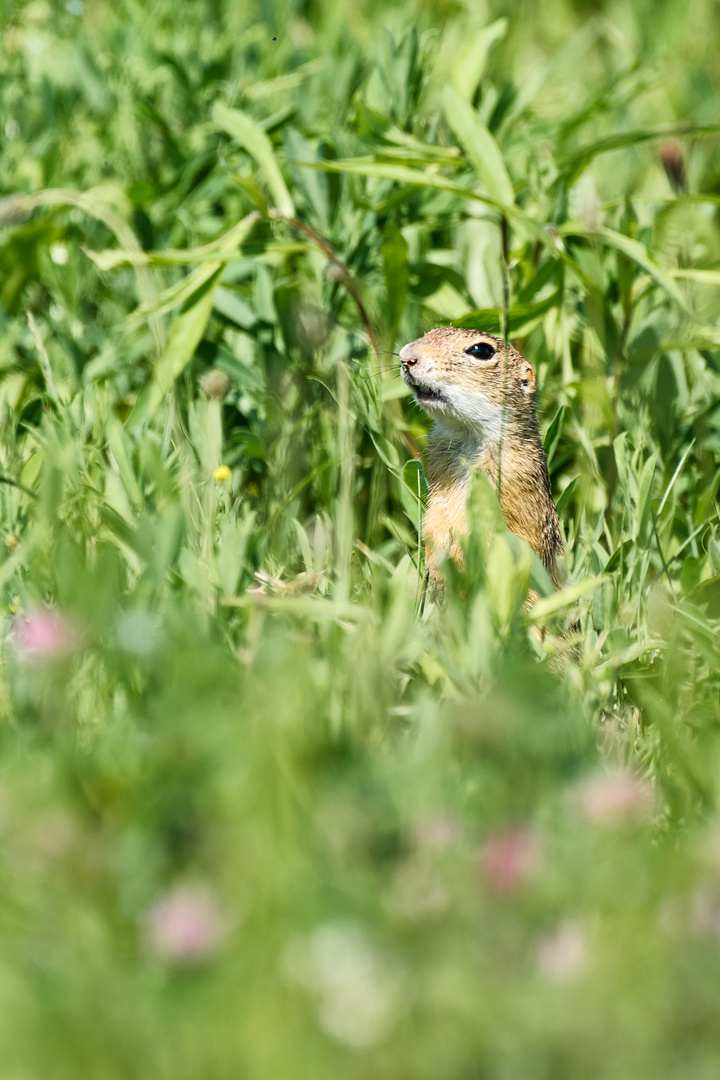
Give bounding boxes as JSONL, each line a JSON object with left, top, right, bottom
{"left": 2, "top": 0, "right": 720, "bottom": 1075}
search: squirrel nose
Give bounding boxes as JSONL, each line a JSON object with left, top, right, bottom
{"left": 399, "top": 342, "right": 419, "bottom": 368}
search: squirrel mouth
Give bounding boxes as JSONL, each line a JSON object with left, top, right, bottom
{"left": 404, "top": 373, "right": 444, "bottom": 405}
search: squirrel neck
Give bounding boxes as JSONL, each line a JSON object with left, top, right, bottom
{"left": 425, "top": 421, "right": 563, "bottom": 586}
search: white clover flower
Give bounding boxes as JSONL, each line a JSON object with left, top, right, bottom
{"left": 283, "top": 921, "right": 407, "bottom": 1048}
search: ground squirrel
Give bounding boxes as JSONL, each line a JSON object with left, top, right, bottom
{"left": 400, "top": 327, "right": 563, "bottom": 591}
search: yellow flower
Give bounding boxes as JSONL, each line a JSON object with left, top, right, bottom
{"left": 213, "top": 465, "right": 231, "bottom": 482}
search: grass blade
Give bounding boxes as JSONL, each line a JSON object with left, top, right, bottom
{"left": 525, "top": 575, "right": 607, "bottom": 624}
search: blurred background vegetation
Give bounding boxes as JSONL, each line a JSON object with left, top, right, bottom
{"left": 1, "top": 0, "right": 720, "bottom": 1075}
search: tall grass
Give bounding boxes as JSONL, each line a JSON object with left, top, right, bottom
{"left": 1, "top": 0, "right": 720, "bottom": 1075}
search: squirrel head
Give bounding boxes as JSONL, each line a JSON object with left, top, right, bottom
{"left": 400, "top": 327, "right": 538, "bottom": 441}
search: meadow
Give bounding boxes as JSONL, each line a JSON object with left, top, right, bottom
{"left": 1, "top": 0, "right": 720, "bottom": 1075}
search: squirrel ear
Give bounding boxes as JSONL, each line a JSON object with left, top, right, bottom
{"left": 520, "top": 362, "right": 536, "bottom": 394}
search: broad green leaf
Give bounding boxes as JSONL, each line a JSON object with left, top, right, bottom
{"left": 592, "top": 540, "right": 610, "bottom": 571}
{"left": 351, "top": 145, "right": 461, "bottom": 166}
{"left": 213, "top": 101, "right": 295, "bottom": 216}
{"left": 306, "top": 158, "right": 590, "bottom": 283}
{"left": 636, "top": 454, "right": 657, "bottom": 546}
{"left": 302, "top": 155, "right": 504, "bottom": 204}
{"left": 284, "top": 127, "right": 330, "bottom": 228}
{"left": 368, "top": 431, "right": 401, "bottom": 474}
{"left": 559, "top": 224, "right": 692, "bottom": 313}
{"left": 424, "top": 282, "right": 469, "bottom": 320}
{"left": 605, "top": 538, "right": 634, "bottom": 574}
{"left": 442, "top": 85, "right": 515, "bottom": 207}
{"left": 106, "top": 416, "right": 142, "bottom": 508}
{"left": 466, "top": 464, "right": 506, "bottom": 535}
{"left": 0, "top": 545, "right": 27, "bottom": 590}
{"left": 221, "top": 593, "right": 375, "bottom": 623}
{"left": 382, "top": 223, "right": 409, "bottom": 342}
{"left": 12, "top": 186, "right": 164, "bottom": 351}
{"left": 11, "top": 186, "right": 138, "bottom": 253}
{"left": 86, "top": 212, "right": 259, "bottom": 269}
{"left": 20, "top": 450, "right": 43, "bottom": 494}
{"left": 555, "top": 475, "right": 579, "bottom": 515}
{"left": 613, "top": 432, "right": 629, "bottom": 494}
{"left": 680, "top": 554, "right": 703, "bottom": 594}
{"left": 560, "top": 121, "right": 720, "bottom": 184}
{"left": 596, "top": 638, "right": 667, "bottom": 670}
{"left": 216, "top": 515, "right": 254, "bottom": 597}
{"left": 145, "top": 268, "right": 223, "bottom": 417}
{"left": 399, "top": 459, "right": 425, "bottom": 526}
{"left": 507, "top": 533, "right": 555, "bottom": 596}
{"left": 456, "top": 289, "right": 563, "bottom": 335}
{"left": 88, "top": 248, "right": 238, "bottom": 270}
{"left": 526, "top": 575, "right": 607, "bottom": 624}
{"left": 213, "top": 286, "right": 256, "bottom": 329}
{"left": 129, "top": 261, "right": 224, "bottom": 322}
{"left": 617, "top": 198, "right": 638, "bottom": 308}
{"left": 450, "top": 18, "right": 508, "bottom": 101}
{"left": 708, "top": 532, "right": 720, "bottom": 576}
{"left": 673, "top": 268, "right": 720, "bottom": 285}
{"left": 543, "top": 405, "right": 565, "bottom": 466}
{"left": 244, "top": 58, "right": 327, "bottom": 101}
{"left": 631, "top": 336, "right": 720, "bottom": 356}
{"left": 376, "top": 127, "right": 461, "bottom": 162}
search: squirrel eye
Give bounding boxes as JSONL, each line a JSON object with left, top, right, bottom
{"left": 465, "top": 341, "right": 496, "bottom": 360}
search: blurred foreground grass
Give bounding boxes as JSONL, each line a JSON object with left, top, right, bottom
{"left": 2, "top": 0, "right": 720, "bottom": 1076}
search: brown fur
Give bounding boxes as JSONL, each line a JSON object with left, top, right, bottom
{"left": 399, "top": 328, "right": 563, "bottom": 590}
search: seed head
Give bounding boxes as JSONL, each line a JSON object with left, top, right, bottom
{"left": 200, "top": 369, "right": 232, "bottom": 400}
